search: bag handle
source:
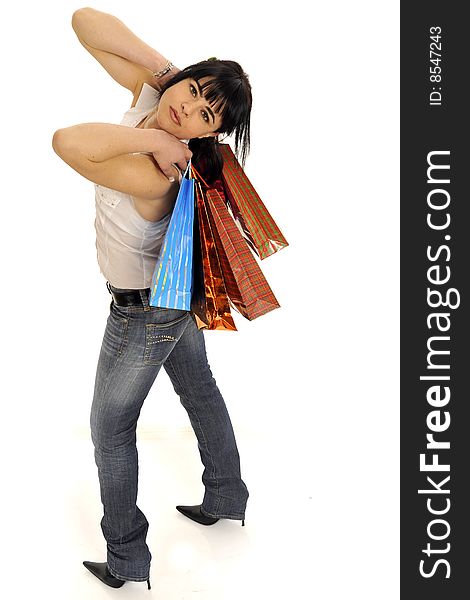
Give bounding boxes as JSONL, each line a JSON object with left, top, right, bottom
{"left": 181, "top": 159, "right": 192, "bottom": 180}
{"left": 190, "top": 163, "right": 210, "bottom": 188}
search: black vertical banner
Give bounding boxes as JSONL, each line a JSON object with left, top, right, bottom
{"left": 401, "top": 3, "right": 469, "bottom": 598}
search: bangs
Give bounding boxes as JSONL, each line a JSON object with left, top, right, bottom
{"left": 196, "top": 76, "right": 231, "bottom": 122}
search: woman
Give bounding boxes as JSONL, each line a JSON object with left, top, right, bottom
{"left": 52, "top": 7, "right": 251, "bottom": 590}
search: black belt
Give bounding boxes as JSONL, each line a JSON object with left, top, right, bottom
{"left": 107, "top": 282, "right": 151, "bottom": 307}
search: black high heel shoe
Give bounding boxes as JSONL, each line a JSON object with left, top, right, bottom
{"left": 83, "top": 561, "right": 151, "bottom": 590}
{"left": 176, "top": 504, "right": 245, "bottom": 526}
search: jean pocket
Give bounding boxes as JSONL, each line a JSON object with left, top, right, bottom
{"left": 103, "top": 310, "right": 129, "bottom": 356}
{"left": 144, "top": 311, "right": 189, "bottom": 366}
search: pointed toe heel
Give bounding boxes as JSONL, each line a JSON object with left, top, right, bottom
{"left": 83, "top": 560, "right": 151, "bottom": 590}
{"left": 176, "top": 504, "right": 246, "bottom": 526}
{"left": 176, "top": 504, "right": 219, "bottom": 525}
{"left": 83, "top": 561, "right": 125, "bottom": 588}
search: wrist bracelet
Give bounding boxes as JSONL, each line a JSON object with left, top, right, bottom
{"left": 153, "top": 60, "right": 174, "bottom": 78}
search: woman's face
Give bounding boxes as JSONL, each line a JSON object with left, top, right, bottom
{"left": 155, "top": 76, "right": 224, "bottom": 140}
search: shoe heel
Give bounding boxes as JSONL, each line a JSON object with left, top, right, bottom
{"left": 242, "top": 519, "right": 245, "bottom": 526}
{"left": 147, "top": 577, "right": 151, "bottom": 590}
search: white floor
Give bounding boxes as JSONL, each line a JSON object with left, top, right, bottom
{"left": 72, "top": 430, "right": 265, "bottom": 599}
{"left": 29, "top": 426, "right": 314, "bottom": 600}
{"left": 9, "top": 422, "right": 398, "bottom": 600}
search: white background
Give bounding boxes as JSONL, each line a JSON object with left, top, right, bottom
{"left": 0, "top": 1, "right": 399, "bottom": 598}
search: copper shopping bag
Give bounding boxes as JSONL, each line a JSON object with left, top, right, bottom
{"left": 191, "top": 178, "right": 237, "bottom": 331}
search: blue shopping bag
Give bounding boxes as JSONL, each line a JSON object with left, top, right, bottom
{"left": 149, "top": 161, "right": 195, "bottom": 309}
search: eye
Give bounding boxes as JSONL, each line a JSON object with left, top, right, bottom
{"left": 190, "top": 83, "right": 210, "bottom": 123}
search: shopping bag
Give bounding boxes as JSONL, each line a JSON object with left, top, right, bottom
{"left": 202, "top": 186, "right": 280, "bottom": 320}
{"left": 219, "top": 143, "right": 288, "bottom": 260}
{"left": 149, "top": 161, "right": 194, "bottom": 310}
{"left": 190, "top": 179, "right": 237, "bottom": 331}
{"left": 206, "top": 178, "right": 259, "bottom": 258}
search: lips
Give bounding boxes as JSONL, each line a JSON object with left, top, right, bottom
{"left": 170, "top": 106, "right": 181, "bottom": 126}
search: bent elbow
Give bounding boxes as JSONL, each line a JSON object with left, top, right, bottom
{"left": 71, "top": 7, "right": 92, "bottom": 32}
{"left": 52, "top": 129, "right": 81, "bottom": 168}
{"left": 52, "top": 128, "right": 66, "bottom": 156}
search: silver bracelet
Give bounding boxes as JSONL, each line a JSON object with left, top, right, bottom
{"left": 153, "top": 60, "right": 174, "bottom": 79}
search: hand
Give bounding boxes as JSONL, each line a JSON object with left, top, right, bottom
{"left": 151, "top": 129, "right": 193, "bottom": 182}
{"left": 153, "top": 65, "right": 182, "bottom": 90}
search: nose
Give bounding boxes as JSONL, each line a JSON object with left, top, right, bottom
{"left": 181, "top": 98, "right": 204, "bottom": 118}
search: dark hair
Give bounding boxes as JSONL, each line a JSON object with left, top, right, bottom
{"left": 158, "top": 58, "right": 252, "bottom": 184}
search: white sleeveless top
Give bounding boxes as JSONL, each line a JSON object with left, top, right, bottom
{"left": 94, "top": 83, "right": 188, "bottom": 289}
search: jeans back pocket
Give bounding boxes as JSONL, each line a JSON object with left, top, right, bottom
{"left": 144, "top": 311, "right": 189, "bottom": 366}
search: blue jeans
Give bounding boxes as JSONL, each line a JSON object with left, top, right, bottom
{"left": 90, "top": 283, "right": 249, "bottom": 582}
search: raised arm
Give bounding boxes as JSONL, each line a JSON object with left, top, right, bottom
{"left": 52, "top": 123, "right": 191, "bottom": 204}
{"left": 71, "top": 7, "right": 180, "bottom": 98}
